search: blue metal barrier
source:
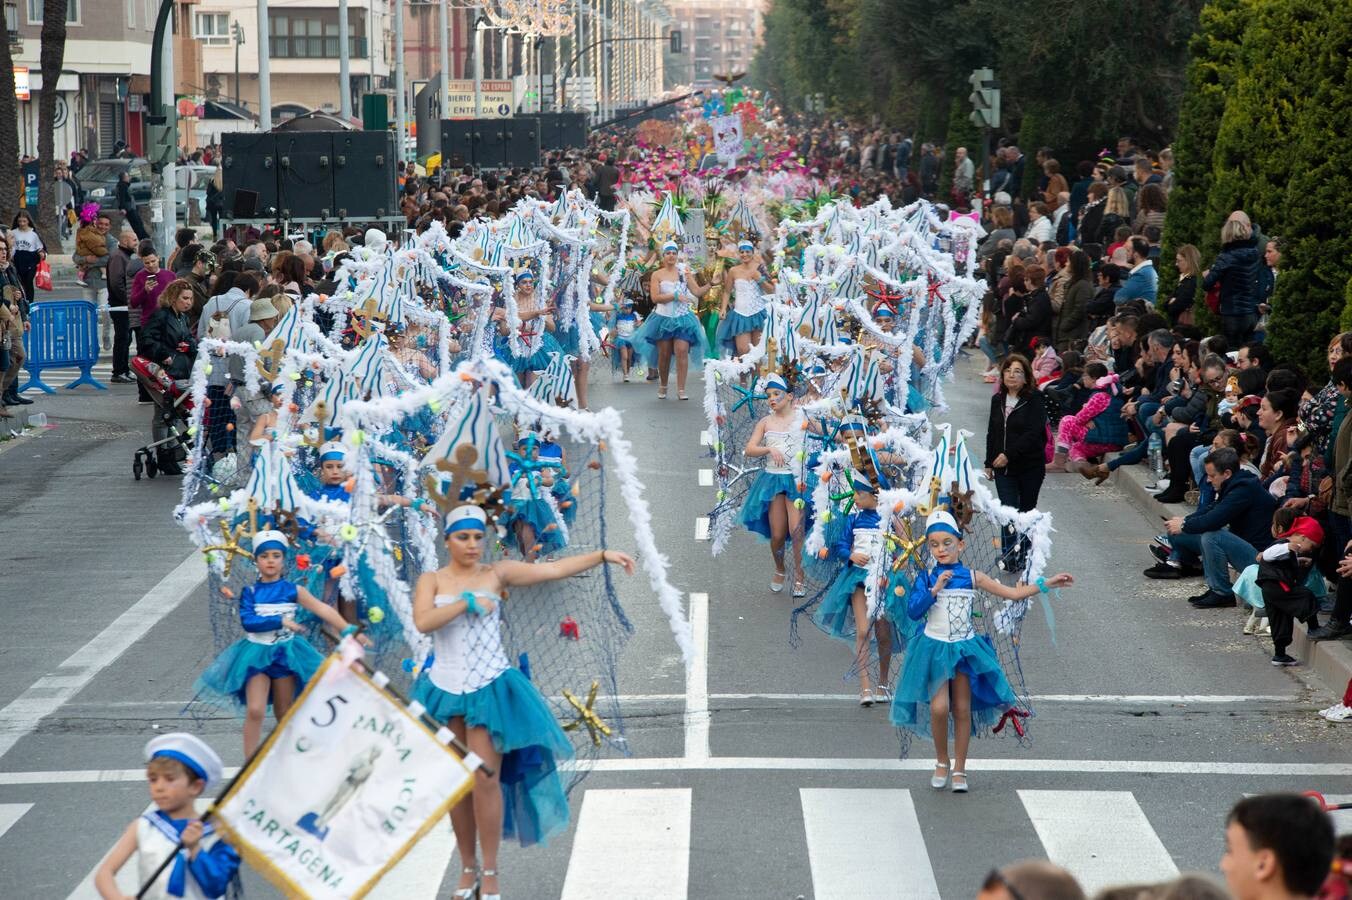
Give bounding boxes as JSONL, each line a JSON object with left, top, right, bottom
{"left": 18, "top": 298, "right": 107, "bottom": 393}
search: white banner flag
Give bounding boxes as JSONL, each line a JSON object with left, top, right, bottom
{"left": 213, "top": 655, "right": 474, "bottom": 899}
{"left": 712, "top": 113, "right": 744, "bottom": 165}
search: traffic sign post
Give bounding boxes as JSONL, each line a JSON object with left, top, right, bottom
{"left": 969, "top": 68, "right": 1000, "bottom": 204}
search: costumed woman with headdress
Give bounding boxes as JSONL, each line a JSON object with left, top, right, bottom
{"left": 413, "top": 505, "right": 637, "bottom": 900}
{"left": 891, "top": 509, "right": 1072, "bottom": 794}
{"left": 716, "top": 238, "right": 773, "bottom": 359}
{"left": 493, "top": 269, "right": 559, "bottom": 390}
{"left": 630, "top": 240, "right": 710, "bottom": 400}
{"left": 740, "top": 373, "right": 811, "bottom": 597}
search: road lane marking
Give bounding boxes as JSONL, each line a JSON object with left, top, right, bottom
{"left": 560, "top": 789, "right": 691, "bottom": 900}
{"left": 1019, "top": 790, "right": 1178, "bottom": 893}
{"left": 699, "top": 430, "right": 712, "bottom": 446}
{"left": 0, "top": 553, "right": 205, "bottom": 762}
{"left": 684, "top": 593, "right": 710, "bottom": 761}
{"left": 368, "top": 817, "right": 453, "bottom": 899}
{"left": 694, "top": 517, "right": 710, "bottom": 541}
{"left": 802, "top": 789, "right": 939, "bottom": 899}
{"left": 0, "top": 802, "right": 32, "bottom": 839}
{"left": 698, "top": 468, "right": 713, "bottom": 487}
{"left": 11, "top": 756, "right": 1352, "bottom": 785}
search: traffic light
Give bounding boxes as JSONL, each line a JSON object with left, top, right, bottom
{"left": 968, "top": 68, "right": 999, "bottom": 129}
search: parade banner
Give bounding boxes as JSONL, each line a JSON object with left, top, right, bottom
{"left": 712, "top": 113, "right": 744, "bottom": 166}
{"left": 213, "top": 656, "right": 474, "bottom": 899}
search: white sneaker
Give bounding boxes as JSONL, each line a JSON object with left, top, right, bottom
{"left": 1243, "top": 611, "right": 1260, "bottom": 635}
{"left": 1255, "top": 617, "right": 1271, "bottom": 636}
{"left": 1147, "top": 479, "right": 1170, "bottom": 492}
{"left": 1319, "top": 704, "right": 1352, "bottom": 722}
{"left": 981, "top": 366, "right": 998, "bottom": 377}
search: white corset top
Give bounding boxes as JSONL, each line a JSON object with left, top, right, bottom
{"left": 924, "top": 589, "right": 976, "bottom": 642}
{"left": 427, "top": 591, "right": 510, "bottom": 693}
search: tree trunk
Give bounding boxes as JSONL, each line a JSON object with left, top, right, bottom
{"left": 0, "top": 8, "right": 21, "bottom": 228}
{"left": 35, "top": 0, "right": 67, "bottom": 252}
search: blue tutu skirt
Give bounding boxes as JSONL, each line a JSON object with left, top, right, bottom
{"left": 494, "top": 331, "right": 563, "bottom": 374}
{"left": 739, "top": 472, "right": 805, "bottom": 540}
{"left": 716, "top": 309, "right": 766, "bottom": 355}
{"left": 413, "top": 668, "right": 575, "bottom": 847}
{"left": 630, "top": 312, "right": 709, "bottom": 369}
{"left": 889, "top": 632, "right": 1018, "bottom": 737}
{"left": 555, "top": 323, "right": 581, "bottom": 356}
{"left": 194, "top": 636, "right": 324, "bottom": 710}
{"left": 506, "top": 497, "right": 567, "bottom": 554}
{"left": 551, "top": 479, "right": 578, "bottom": 526}
{"left": 813, "top": 566, "right": 869, "bottom": 644}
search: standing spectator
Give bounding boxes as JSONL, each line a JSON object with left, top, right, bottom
{"left": 1097, "top": 186, "right": 1131, "bottom": 246}
{"left": 976, "top": 206, "right": 1016, "bottom": 262}
{"left": 893, "top": 132, "right": 912, "bottom": 182}
{"left": 139, "top": 279, "right": 197, "bottom": 380}
{"left": 229, "top": 293, "right": 281, "bottom": 478}
{"left": 167, "top": 228, "right": 197, "bottom": 274}
{"left": 1041, "top": 159, "right": 1069, "bottom": 210}
{"left": 1133, "top": 183, "right": 1168, "bottom": 234}
{"left": 131, "top": 245, "right": 174, "bottom": 351}
{"left": 1166, "top": 243, "right": 1201, "bottom": 327}
{"left": 9, "top": 211, "right": 44, "bottom": 303}
{"left": 117, "top": 171, "right": 149, "bottom": 240}
{"left": 1220, "top": 794, "right": 1333, "bottom": 900}
{"left": 984, "top": 354, "right": 1049, "bottom": 570}
{"left": 1025, "top": 203, "right": 1054, "bottom": 243}
{"left": 1006, "top": 265, "right": 1053, "bottom": 354}
{"left": 951, "top": 147, "right": 975, "bottom": 208}
{"left": 1053, "top": 248, "right": 1092, "bottom": 352}
{"left": 0, "top": 244, "right": 28, "bottom": 409}
{"left": 1115, "top": 236, "right": 1159, "bottom": 303}
{"left": 1204, "top": 213, "right": 1263, "bottom": 348}
{"left": 1297, "top": 333, "right": 1352, "bottom": 463}
{"left": 74, "top": 212, "right": 111, "bottom": 288}
{"left": 1310, "top": 358, "right": 1352, "bottom": 640}
{"left": 591, "top": 154, "right": 621, "bottom": 212}
{"left": 1077, "top": 183, "right": 1108, "bottom": 248}
{"left": 919, "top": 143, "right": 941, "bottom": 198}
{"left": 106, "top": 228, "right": 137, "bottom": 383}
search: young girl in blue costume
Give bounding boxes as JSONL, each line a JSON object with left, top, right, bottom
{"left": 505, "top": 433, "right": 566, "bottom": 562}
{"left": 630, "top": 241, "right": 710, "bottom": 400}
{"left": 492, "top": 270, "right": 558, "bottom": 390}
{"left": 741, "top": 373, "right": 810, "bottom": 597}
{"left": 893, "top": 510, "right": 1073, "bottom": 793}
{"left": 716, "top": 239, "right": 772, "bottom": 359}
{"left": 612, "top": 300, "right": 642, "bottom": 382}
{"left": 412, "top": 505, "right": 638, "bottom": 900}
{"left": 812, "top": 470, "right": 895, "bottom": 706}
{"left": 537, "top": 427, "right": 577, "bottom": 528}
{"left": 194, "top": 530, "right": 361, "bottom": 756}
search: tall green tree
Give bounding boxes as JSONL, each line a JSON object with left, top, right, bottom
{"left": 0, "top": 6, "right": 20, "bottom": 227}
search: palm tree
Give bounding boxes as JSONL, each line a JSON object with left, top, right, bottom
{"left": 35, "top": 0, "right": 68, "bottom": 251}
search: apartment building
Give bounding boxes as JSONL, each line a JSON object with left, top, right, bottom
{"left": 662, "top": 0, "right": 759, "bottom": 90}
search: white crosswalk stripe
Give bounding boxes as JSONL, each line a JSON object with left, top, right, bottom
{"left": 30, "top": 787, "right": 1206, "bottom": 898}
{"left": 1018, "top": 790, "right": 1179, "bottom": 894}
{"left": 802, "top": 788, "right": 940, "bottom": 899}
{"left": 561, "top": 788, "right": 692, "bottom": 900}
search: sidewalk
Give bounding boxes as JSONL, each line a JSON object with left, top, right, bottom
{"left": 1105, "top": 450, "right": 1352, "bottom": 696}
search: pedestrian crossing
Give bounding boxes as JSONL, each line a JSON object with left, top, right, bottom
{"left": 32, "top": 785, "right": 1216, "bottom": 899}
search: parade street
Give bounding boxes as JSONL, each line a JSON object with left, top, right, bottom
{"left": 2, "top": 356, "right": 1347, "bottom": 899}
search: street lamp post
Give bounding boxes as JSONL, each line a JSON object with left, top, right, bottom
{"left": 233, "top": 21, "right": 245, "bottom": 106}
{"left": 257, "top": 0, "right": 272, "bottom": 130}
{"left": 338, "top": 0, "right": 351, "bottom": 120}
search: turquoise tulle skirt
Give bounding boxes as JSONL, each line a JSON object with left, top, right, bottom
{"left": 494, "top": 332, "right": 563, "bottom": 374}
{"left": 739, "top": 472, "right": 805, "bottom": 540}
{"left": 506, "top": 497, "right": 567, "bottom": 554}
{"left": 194, "top": 636, "right": 324, "bottom": 710}
{"left": 413, "top": 668, "right": 575, "bottom": 847}
{"left": 630, "top": 312, "right": 709, "bottom": 369}
{"left": 813, "top": 566, "right": 870, "bottom": 643}
{"left": 550, "top": 478, "right": 577, "bottom": 526}
{"left": 716, "top": 309, "right": 766, "bottom": 355}
{"left": 889, "top": 632, "right": 1018, "bottom": 737}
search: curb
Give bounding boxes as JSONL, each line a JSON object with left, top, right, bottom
{"left": 1109, "top": 451, "right": 1352, "bottom": 696}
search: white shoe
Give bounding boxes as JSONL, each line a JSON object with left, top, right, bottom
{"left": 873, "top": 684, "right": 892, "bottom": 703}
{"left": 1319, "top": 704, "right": 1352, "bottom": 722}
{"left": 1243, "top": 611, "right": 1260, "bottom": 635}
{"left": 930, "top": 761, "right": 950, "bottom": 789}
{"left": 858, "top": 690, "right": 874, "bottom": 707}
{"left": 951, "top": 771, "right": 969, "bottom": 793}
{"left": 770, "top": 572, "right": 786, "bottom": 593}
{"left": 1147, "top": 479, "right": 1170, "bottom": 492}
{"left": 981, "top": 366, "right": 998, "bottom": 377}
{"left": 1255, "top": 617, "right": 1271, "bottom": 636}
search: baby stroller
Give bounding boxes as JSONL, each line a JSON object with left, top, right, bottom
{"left": 130, "top": 357, "right": 195, "bottom": 479}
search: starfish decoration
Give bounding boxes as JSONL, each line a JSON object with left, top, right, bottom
{"left": 992, "top": 707, "right": 1030, "bottom": 738}
{"left": 350, "top": 296, "right": 387, "bottom": 340}
{"left": 201, "top": 519, "right": 254, "bottom": 579}
{"left": 255, "top": 339, "right": 285, "bottom": 383}
{"left": 506, "top": 435, "right": 564, "bottom": 501}
{"left": 925, "top": 277, "right": 944, "bottom": 306}
{"left": 561, "top": 681, "right": 612, "bottom": 747}
{"left": 728, "top": 378, "right": 768, "bottom": 417}
{"left": 888, "top": 517, "right": 925, "bottom": 572}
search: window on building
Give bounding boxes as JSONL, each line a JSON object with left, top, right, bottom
{"left": 27, "top": 0, "right": 78, "bottom": 25}
{"left": 194, "top": 11, "right": 230, "bottom": 45}
{"left": 269, "top": 9, "right": 366, "bottom": 59}
{"left": 125, "top": 0, "right": 134, "bottom": 29}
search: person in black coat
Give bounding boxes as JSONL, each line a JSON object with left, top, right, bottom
{"left": 1203, "top": 216, "right": 1262, "bottom": 348}
{"left": 117, "top": 172, "right": 149, "bottom": 241}
{"left": 139, "top": 278, "right": 197, "bottom": 380}
{"left": 1005, "top": 265, "right": 1053, "bottom": 355}
{"left": 985, "top": 353, "right": 1049, "bottom": 570}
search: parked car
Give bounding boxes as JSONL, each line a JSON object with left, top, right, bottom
{"left": 176, "top": 165, "right": 218, "bottom": 225}
{"left": 74, "top": 157, "right": 153, "bottom": 216}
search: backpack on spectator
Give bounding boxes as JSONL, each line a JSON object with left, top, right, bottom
{"left": 206, "top": 295, "right": 245, "bottom": 342}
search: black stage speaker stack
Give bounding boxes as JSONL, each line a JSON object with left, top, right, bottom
{"left": 221, "top": 130, "right": 397, "bottom": 221}
{"left": 439, "top": 118, "right": 541, "bottom": 170}
{"left": 536, "top": 112, "right": 588, "bottom": 152}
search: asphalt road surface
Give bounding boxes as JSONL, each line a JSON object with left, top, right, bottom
{"left": 2, "top": 353, "right": 1348, "bottom": 899}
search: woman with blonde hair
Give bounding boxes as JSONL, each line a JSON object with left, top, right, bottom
{"left": 1165, "top": 243, "right": 1201, "bottom": 327}
{"left": 1203, "top": 210, "right": 1262, "bottom": 346}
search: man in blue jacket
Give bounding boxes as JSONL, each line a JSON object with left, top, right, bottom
{"left": 1143, "top": 447, "right": 1276, "bottom": 608}
{"left": 1115, "top": 236, "right": 1158, "bottom": 303}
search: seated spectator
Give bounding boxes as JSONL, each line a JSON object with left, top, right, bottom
{"left": 1144, "top": 447, "right": 1277, "bottom": 609}
{"left": 1052, "top": 364, "right": 1127, "bottom": 472}
{"left": 1153, "top": 355, "right": 1229, "bottom": 503}
{"left": 1257, "top": 389, "right": 1299, "bottom": 481}
{"left": 1086, "top": 263, "right": 1121, "bottom": 329}
{"left": 1221, "top": 794, "right": 1334, "bottom": 900}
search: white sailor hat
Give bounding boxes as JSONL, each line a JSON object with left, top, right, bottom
{"left": 319, "top": 441, "right": 348, "bottom": 464}
{"left": 763, "top": 373, "right": 788, "bottom": 393}
{"left": 737, "top": 239, "right": 755, "bottom": 251}
{"left": 661, "top": 240, "right": 680, "bottom": 254}
{"left": 849, "top": 468, "right": 877, "bottom": 495}
{"left": 925, "top": 510, "right": 962, "bottom": 538}
{"left": 145, "top": 733, "right": 225, "bottom": 789}
{"left": 252, "top": 529, "right": 289, "bottom": 556}
{"left": 444, "top": 505, "right": 488, "bottom": 535}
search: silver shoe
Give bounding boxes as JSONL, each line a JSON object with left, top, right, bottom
{"left": 873, "top": 684, "right": 892, "bottom": 703}
{"left": 481, "top": 868, "right": 501, "bottom": 900}
{"left": 452, "top": 866, "right": 479, "bottom": 900}
{"left": 951, "top": 771, "right": 969, "bottom": 793}
{"left": 858, "top": 689, "right": 874, "bottom": 707}
{"left": 930, "top": 762, "right": 950, "bottom": 790}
